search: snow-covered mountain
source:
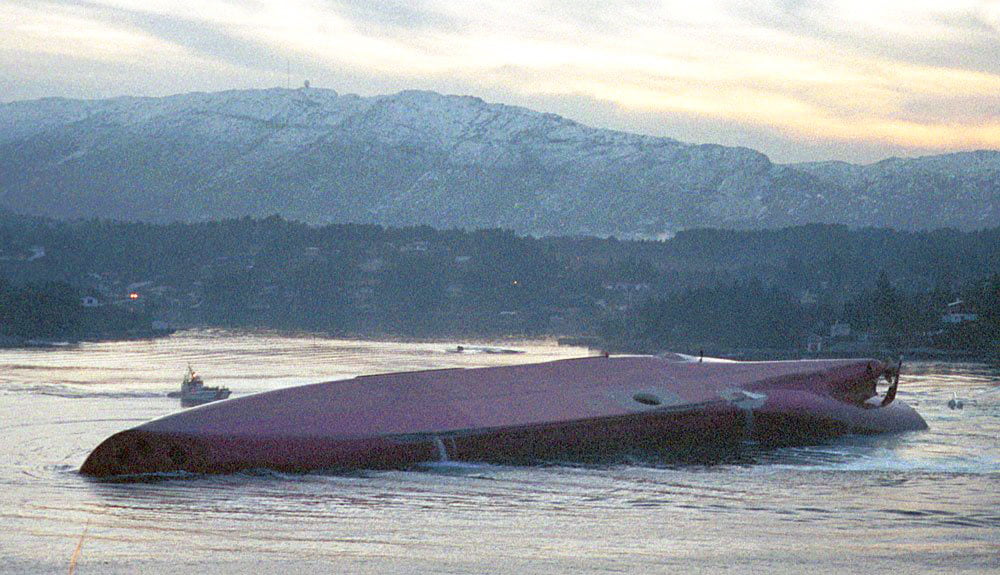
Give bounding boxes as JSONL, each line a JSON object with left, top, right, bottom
{"left": 1, "top": 88, "right": 996, "bottom": 235}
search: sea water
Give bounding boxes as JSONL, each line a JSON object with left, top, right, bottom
{"left": 0, "top": 330, "right": 997, "bottom": 574}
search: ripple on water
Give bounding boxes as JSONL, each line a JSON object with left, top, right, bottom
{"left": 0, "top": 333, "right": 998, "bottom": 573}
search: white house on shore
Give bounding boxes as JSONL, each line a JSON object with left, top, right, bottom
{"left": 941, "top": 300, "right": 978, "bottom": 324}
{"left": 830, "top": 322, "right": 851, "bottom": 338}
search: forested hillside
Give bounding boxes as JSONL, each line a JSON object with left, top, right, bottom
{"left": 1, "top": 212, "right": 998, "bottom": 354}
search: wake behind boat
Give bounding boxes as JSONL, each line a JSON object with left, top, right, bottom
{"left": 166, "top": 366, "right": 231, "bottom": 407}
{"left": 83, "top": 353, "right": 926, "bottom": 477}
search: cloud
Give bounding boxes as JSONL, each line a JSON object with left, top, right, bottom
{"left": 1, "top": 0, "right": 997, "bottom": 162}
{"left": 322, "top": 0, "right": 461, "bottom": 35}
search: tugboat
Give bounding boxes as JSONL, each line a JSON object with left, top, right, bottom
{"left": 167, "top": 365, "right": 231, "bottom": 407}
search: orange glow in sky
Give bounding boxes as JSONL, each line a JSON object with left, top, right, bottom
{"left": 1, "top": 1, "right": 997, "bottom": 162}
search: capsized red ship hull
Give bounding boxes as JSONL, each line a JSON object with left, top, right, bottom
{"left": 80, "top": 355, "right": 927, "bottom": 477}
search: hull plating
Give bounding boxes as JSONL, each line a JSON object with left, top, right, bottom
{"left": 81, "top": 355, "right": 927, "bottom": 477}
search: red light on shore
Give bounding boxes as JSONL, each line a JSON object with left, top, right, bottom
{"left": 129, "top": 292, "right": 139, "bottom": 300}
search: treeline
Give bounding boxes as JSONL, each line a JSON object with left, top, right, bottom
{"left": 1, "top": 210, "right": 999, "bottom": 353}
{"left": 844, "top": 272, "right": 1000, "bottom": 352}
{"left": 0, "top": 277, "right": 158, "bottom": 342}
{"left": 4, "top": 213, "right": 1000, "bottom": 293}
{"left": 608, "top": 279, "right": 808, "bottom": 351}
{"left": 606, "top": 272, "right": 1000, "bottom": 354}
{"left": 0, "top": 279, "right": 81, "bottom": 339}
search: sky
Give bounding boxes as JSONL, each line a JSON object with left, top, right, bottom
{"left": 1, "top": 0, "right": 998, "bottom": 163}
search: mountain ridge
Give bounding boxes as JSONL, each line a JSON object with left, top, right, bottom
{"left": 1, "top": 87, "right": 996, "bottom": 236}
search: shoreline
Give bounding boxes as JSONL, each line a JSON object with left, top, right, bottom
{"left": 2, "top": 327, "right": 995, "bottom": 364}
{"left": 587, "top": 339, "right": 999, "bottom": 363}
{"left": 0, "top": 326, "right": 573, "bottom": 350}
{"left": 0, "top": 329, "right": 176, "bottom": 349}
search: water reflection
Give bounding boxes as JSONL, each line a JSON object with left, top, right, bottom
{"left": 0, "top": 331, "right": 997, "bottom": 574}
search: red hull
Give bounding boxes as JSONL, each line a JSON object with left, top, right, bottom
{"left": 81, "top": 355, "right": 927, "bottom": 477}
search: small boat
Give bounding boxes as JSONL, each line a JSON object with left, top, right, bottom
{"left": 82, "top": 354, "right": 926, "bottom": 478}
{"left": 166, "top": 366, "right": 231, "bottom": 407}
{"left": 449, "top": 345, "right": 523, "bottom": 354}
